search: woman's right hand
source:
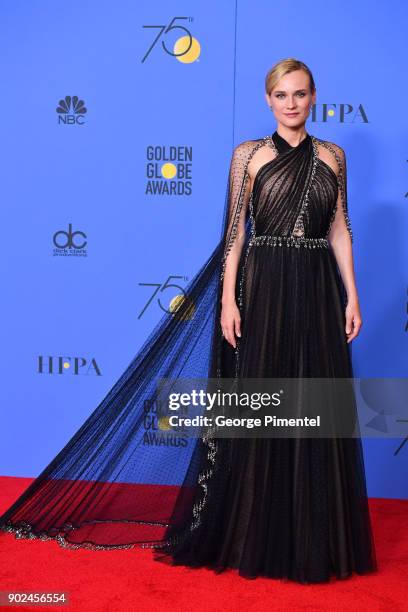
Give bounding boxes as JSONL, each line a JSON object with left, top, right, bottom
{"left": 220, "top": 300, "right": 241, "bottom": 348}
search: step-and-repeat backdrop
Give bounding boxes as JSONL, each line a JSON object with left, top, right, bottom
{"left": 1, "top": 1, "right": 407, "bottom": 498}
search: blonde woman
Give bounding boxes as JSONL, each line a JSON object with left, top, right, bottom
{"left": 0, "top": 58, "right": 377, "bottom": 585}
{"left": 158, "top": 58, "right": 378, "bottom": 583}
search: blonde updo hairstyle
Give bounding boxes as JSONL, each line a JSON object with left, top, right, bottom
{"left": 265, "top": 58, "right": 316, "bottom": 96}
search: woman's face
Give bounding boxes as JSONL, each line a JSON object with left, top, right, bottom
{"left": 265, "top": 69, "right": 316, "bottom": 129}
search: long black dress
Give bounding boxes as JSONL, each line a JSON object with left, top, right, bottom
{"left": 0, "top": 130, "right": 377, "bottom": 584}
{"left": 156, "top": 131, "right": 378, "bottom": 582}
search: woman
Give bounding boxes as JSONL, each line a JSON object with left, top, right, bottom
{"left": 0, "top": 58, "right": 377, "bottom": 584}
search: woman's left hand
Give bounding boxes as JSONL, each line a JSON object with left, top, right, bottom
{"left": 345, "top": 298, "right": 362, "bottom": 343}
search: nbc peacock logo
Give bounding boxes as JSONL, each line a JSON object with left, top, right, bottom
{"left": 56, "top": 95, "right": 88, "bottom": 125}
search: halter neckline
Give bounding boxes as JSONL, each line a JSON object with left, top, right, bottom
{"left": 271, "top": 130, "right": 311, "bottom": 153}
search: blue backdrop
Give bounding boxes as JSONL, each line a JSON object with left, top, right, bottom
{"left": 1, "top": 0, "right": 407, "bottom": 499}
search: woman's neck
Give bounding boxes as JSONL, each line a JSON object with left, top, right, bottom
{"left": 275, "top": 125, "right": 308, "bottom": 147}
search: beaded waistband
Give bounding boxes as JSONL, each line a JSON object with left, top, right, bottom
{"left": 249, "top": 235, "right": 330, "bottom": 249}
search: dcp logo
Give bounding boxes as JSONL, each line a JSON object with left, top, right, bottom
{"left": 53, "top": 223, "right": 87, "bottom": 249}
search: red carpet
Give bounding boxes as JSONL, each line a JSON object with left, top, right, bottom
{"left": 0, "top": 476, "right": 407, "bottom": 611}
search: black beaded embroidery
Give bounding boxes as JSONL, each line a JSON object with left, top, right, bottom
{"left": 250, "top": 235, "right": 329, "bottom": 249}
{"left": 291, "top": 136, "right": 319, "bottom": 238}
{"left": 1, "top": 518, "right": 171, "bottom": 551}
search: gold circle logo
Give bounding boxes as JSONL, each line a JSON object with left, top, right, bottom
{"left": 169, "top": 294, "right": 195, "bottom": 320}
{"left": 161, "top": 162, "right": 177, "bottom": 179}
{"left": 158, "top": 416, "right": 171, "bottom": 431}
{"left": 174, "top": 36, "right": 201, "bottom": 64}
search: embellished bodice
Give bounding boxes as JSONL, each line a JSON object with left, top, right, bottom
{"left": 219, "top": 130, "right": 353, "bottom": 284}
{"left": 245, "top": 131, "right": 351, "bottom": 250}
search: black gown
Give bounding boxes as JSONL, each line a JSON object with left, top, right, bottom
{"left": 156, "top": 131, "right": 378, "bottom": 583}
{"left": 0, "top": 130, "right": 377, "bottom": 585}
